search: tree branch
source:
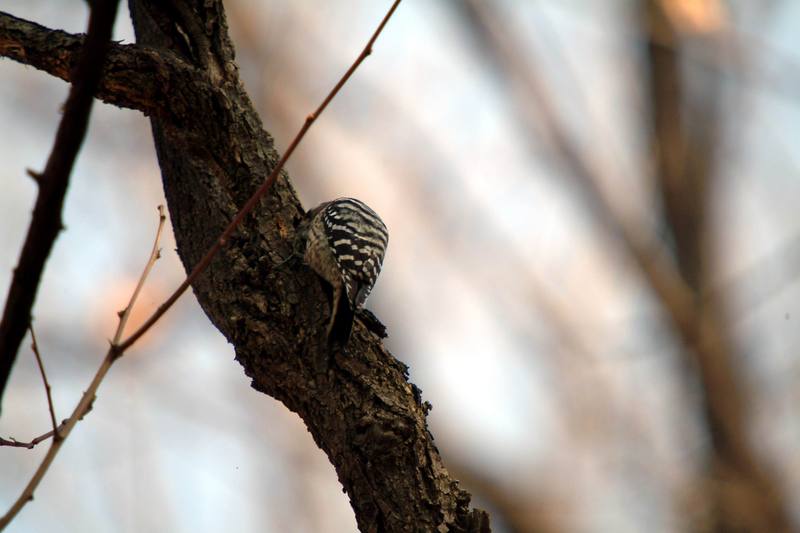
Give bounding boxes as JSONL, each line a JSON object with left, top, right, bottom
{"left": 1, "top": 1, "right": 490, "bottom": 529}
{"left": 0, "top": 1, "right": 120, "bottom": 412}
{"left": 0, "top": 419, "right": 69, "bottom": 449}
{"left": 458, "top": 1, "right": 790, "bottom": 530}
{"left": 644, "top": 1, "right": 706, "bottom": 288}
{"left": 0, "top": 10, "right": 192, "bottom": 116}
{"left": 642, "top": 3, "right": 791, "bottom": 530}
{"left": 117, "top": 0, "right": 403, "bottom": 354}
{"left": 123, "top": 0, "right": 490, "bottom": 530}
{"left": 0, "top": 204, "right": 165, "bottom": 530}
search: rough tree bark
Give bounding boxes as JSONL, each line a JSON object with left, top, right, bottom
{"left": 0, "top": 2, "right": 491, "bottom": 531}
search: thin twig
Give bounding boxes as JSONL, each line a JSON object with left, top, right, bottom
{"left": 1, "top": 202, "right": 164, "bottom": 449}
{"left": 0, "top": 419, "right": 70, "bottom": 449}
{"left": 28, "top": 325, "right": 58, "bottom": 441}
{"left": 116, "top": 0, "right": 402, "bottom": 353}
{"left": 0, "top": 205, "right": 165, "bottom": 530}
{"left": 115, "top": 205, "right": 166, "bottom": 347}
{"left": 0, "top": 0, "right": 120, "bottom": 408}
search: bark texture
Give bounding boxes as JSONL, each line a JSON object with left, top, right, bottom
{"left": 0, "top": 3, "right": 491, "bottom": 531}
{"left": 127, "top": 2, "right": 490, "bottom": 531}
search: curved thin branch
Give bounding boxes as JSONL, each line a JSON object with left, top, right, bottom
{"left": 0, "top": 205, "right": 164, "bottom": 530}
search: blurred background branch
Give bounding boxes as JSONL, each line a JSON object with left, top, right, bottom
{"left": 642, "top": 2, "right": 790, "bottom": 530}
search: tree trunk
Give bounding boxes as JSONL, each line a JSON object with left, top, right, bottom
{"left": 125, "top": 1, "right": 491, "bottom": 531}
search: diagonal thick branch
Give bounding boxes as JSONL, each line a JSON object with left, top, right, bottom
{"left": 124, "top": 0, "right": 489, "bottom": 529}
{"left": 128, "top": 0, "right": 489, "bottom": 528}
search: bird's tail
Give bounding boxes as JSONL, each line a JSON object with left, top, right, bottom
{"left": 328, "top": 295, "right": 355, "bottom": 349}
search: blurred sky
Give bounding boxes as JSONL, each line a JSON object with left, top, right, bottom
{"left": 2, "top": 1, "right": 800, "bottom": 532}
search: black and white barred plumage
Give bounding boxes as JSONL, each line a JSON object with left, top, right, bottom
{"left": 302, "top": 198, "right": 388, "bottom": 345}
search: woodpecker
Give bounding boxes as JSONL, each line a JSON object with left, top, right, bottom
{"left": 300, "top": 197, "right": 388, "bottom": 346}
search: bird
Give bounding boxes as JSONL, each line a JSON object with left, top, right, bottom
{"left": 299, "top": 197, "right": 388, "bottom": 347}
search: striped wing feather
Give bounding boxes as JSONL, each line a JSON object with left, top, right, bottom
{"left": 322, "top": 198, "right": 388, "bottom": 308}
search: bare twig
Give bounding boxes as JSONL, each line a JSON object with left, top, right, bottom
{"left": 116, "top": 0, "right": 402, "bottom": 353}
{"left": 115, "top": 205, "right": 166, "bottom": 346}
{"left": 0, "top": 419, "right": 69, "bottom": 449}
{"left": 28, "top": 325, "right": 58, "bottom": 440}
{"left": 0, "top": 0, "right": 120, "bottom": 410}
{"left": 0, "top": 204, "right": 165, "bottom": 530}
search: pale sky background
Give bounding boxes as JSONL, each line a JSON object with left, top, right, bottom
{"left": 1, "top": 1, "right": 800, "bottom": 532}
